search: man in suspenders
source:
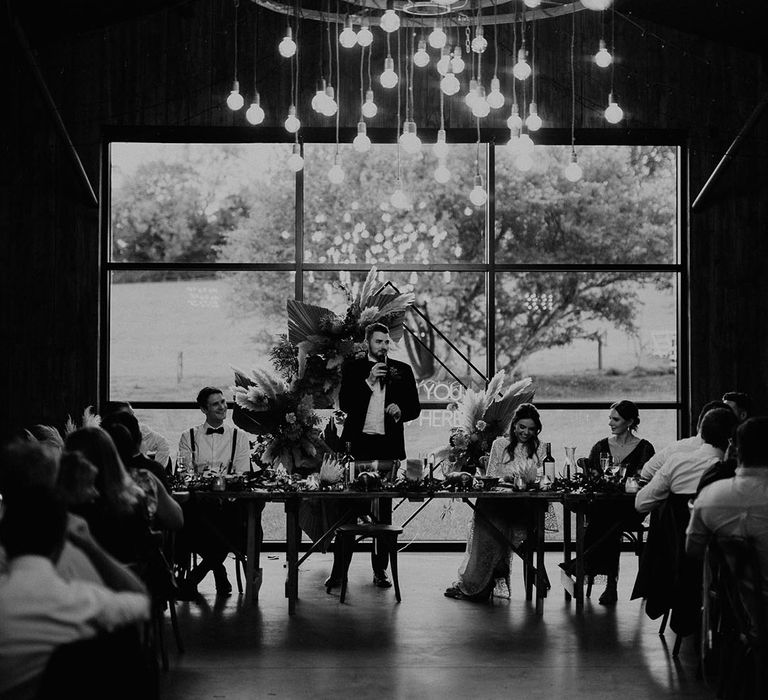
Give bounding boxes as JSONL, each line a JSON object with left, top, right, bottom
{"left": 177, "top": 387, "right": 258, "bottom": 598}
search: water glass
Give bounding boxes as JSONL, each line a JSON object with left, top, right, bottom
{"left": 599, "top": 452, "right": 611, "bottom": 473}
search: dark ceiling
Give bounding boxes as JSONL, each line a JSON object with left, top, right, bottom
{"left": 8, "top": 0, "right": 767, "bottom": 55}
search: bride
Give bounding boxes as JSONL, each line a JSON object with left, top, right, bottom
{"left": 444, "top": 403, "right": 545, "bottom": 602}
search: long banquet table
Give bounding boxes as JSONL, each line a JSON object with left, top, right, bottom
{"left": 177, "top": 488, "right": 639, "bottom": 615}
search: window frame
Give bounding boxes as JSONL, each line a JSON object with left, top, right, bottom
{"left": 100, "top": 124, "right": 688, "bottom": 436}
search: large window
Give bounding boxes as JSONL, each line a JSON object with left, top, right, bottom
{"left": 104, "top": 132, "right": 684, "bottom": 542}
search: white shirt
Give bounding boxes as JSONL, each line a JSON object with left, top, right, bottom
{"left": 640, "top": 434, "right": 703, "bottom": 482}
{"left": 139, "top": 422, "right": 170, "bottom": 466}
{"left": 635, "top": 442, "right": 723, "bottom": 514}
{"left": 178, "top": 422, "right": 251, "bottom": 473}
{"left": 0, "top": 556, "right": 149, "bottom": 698}
{"left": 362, "top": 356, "right": 386, "bottom": 436}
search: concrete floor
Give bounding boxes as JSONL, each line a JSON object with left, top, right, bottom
{"left": 159, "top": 552, "right": 711, "bottom": 699}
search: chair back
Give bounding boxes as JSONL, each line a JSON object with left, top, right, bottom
{"left": 703, "top": 538, "right": 768, "bottom": 699}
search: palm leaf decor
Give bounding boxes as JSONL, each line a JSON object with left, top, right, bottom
{"left": 287, "top": 299, "right": 336, "bottom": 347}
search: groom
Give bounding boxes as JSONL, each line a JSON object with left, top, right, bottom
{"left": 331, "top": 322, "right": 420, "bottom": 588}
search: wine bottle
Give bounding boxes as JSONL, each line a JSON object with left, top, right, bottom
{"left": 343, "top": 442, "right": 355, "bottom": 485}
{"left": 543, "top": 442, "right": 557, "bottom": 482}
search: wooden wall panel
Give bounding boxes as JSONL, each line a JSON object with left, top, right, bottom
{"left": 2, "top": 0, "right": 767, "bottom": 433}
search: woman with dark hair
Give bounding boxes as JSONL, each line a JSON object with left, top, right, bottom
{"left": 583, "top": 400, "right": 655, "bottom": 604}
{"left": 445, "top": 403, "right": 545, "bottom": 602}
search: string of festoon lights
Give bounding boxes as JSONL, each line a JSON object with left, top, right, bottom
{"left": 225, "top": 0, "right": 624, "bottom": 205}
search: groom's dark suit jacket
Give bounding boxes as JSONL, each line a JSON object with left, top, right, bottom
{"left": 339, "top": 356, "right": 421, "bottom": 459}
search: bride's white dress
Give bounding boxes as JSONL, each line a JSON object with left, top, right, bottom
{"left": 455, "top": 437, "right": 543, "bottom": 597}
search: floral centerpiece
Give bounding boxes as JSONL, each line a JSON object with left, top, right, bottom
{"left": 231, "top": 267, "right": 414, "bottom": 473}
{"left": 441, "top": 371, "right": 536, "bottom": 475}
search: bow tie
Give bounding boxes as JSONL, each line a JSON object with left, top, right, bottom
{"left": 206, "top": 427, "right": 225, "bottom": 435}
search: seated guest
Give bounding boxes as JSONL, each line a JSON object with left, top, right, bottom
{"left": 0, "top": 488, "right": 150, "bottom": 700}
{"left": 687, "top": 417, "right": 768, "bottom": 630}
{"left": 64, "top": 427, "right": 175, "bottom": 564}
{"left": 635, "top": 407, "right": 738, "bottom": 514}
{"left": 444, "top": 403, "right": 544, "bottom": 602}
{"left": 640, "top": 400, "right": 727, "bottom": 482}
{"left": 583, "top": 400, "right": 655, "bottom": 604}
{"left": 722, "top": 391, "right": 751, "bottom": 424}
{"left": 102, "top": 409, "right": 173, "bottom": 491}
{"left": 177, "top": 387, "right": 260, "bottom": 598}
{"left": 104, "top": 401, "right": 171, "bottom": 468}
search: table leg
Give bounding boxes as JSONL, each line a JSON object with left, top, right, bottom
{"left": 535, "top": 503, "right": 546, "bottom": 616}
{"left": 563, "top": 505, "right": 572, "bottom": 602}
{"left": 575, "top": 507, "right": 585, "bottom": 611}
{"left": 284, "top": 499, "right": 300, "bottom": 615}
{"left": 244, "top": 502, "right": 256, "bottom": 606}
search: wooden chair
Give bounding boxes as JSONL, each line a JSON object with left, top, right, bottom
{"left": 334, "top": 523, "right": 403, "bottom": 603}
{"left": 704, "top": 538, "right": 767, "bottom": 700}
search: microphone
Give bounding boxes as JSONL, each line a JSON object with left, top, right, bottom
{"left": 378, "top": 358, "right": 388, "bottom": 389}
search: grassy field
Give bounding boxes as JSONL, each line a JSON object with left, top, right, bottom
{"left": 113, "top": 278, "right": 678, "bottom": 542}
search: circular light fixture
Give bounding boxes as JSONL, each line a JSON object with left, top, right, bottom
{"left": 564, "top": 152, "right": 583, "bottom": 182}
{"left": 525, "top": 102, "right": 542, "bottom": 131}
{"left": 506, "top": 104, "right": 523, "bottom": 130}
{"left": 339, "top": 18, "right": 357, "bottom": 49}
{"left": 581, "top": 0, "right": 612, "bottom": 10}
{"left": 450, "top": 45, "right": 465, "bottom": 74}
{"left": 440, "top": 71, "right": 460, "bottom": 95}
{"left": 513, "top": 48, "right": 531, "bottom": 80}
{"left": 380, "top": 8, "right": 401, "bottom": 33}
{"left": 226, "top": 80, "right": 244, "bottom": 111}
{"left": 284, "top": 105, "right": 300, "bottom": 133}
{"left": 486, "top": 77, "right": 504, "bottom": 110}
{"left": 469, "top": 174, "right": 487, "bottom": 206}
{"left": 414, "top": 39, "right": 430, "bottom": 67}
{"left": 471, "top": 27, "right": 487, "bottom": 54}
{"left": 433, "top": 128, "right": 448, "bottom": 158}
{"left": 361, "top": 89, "right": 378, "bottom": 118}
{"left": 434, "top": 162, "right": 451, "bottom": 183}
{"left": 428, "top": 23, "right": 447, "bottom": 49}
{"left": 357, "top": 19, "right": 373, "bottom": 47}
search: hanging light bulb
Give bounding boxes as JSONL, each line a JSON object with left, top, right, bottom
{"left": 339, "top": 18, "right": 357, "bottom": 48}
{"left": 245, "top": 93, "right": 265, "bottom": 125}
{"left": 604, "top": 92, "right": 624, "bottom": 123}
{"left": 278, "top": 27, "right": 297, "bottom": 58}
{"left": 464, "top": 78, "right": 479, "bottom": 108}
{"left": 286, "top": 143, "right": 304, "bottom": 172}
{"left": 428, "top": 22, "right": 447, "bottom": 50}
{"left": 284, "top": 105, "right": 300, "bottom": 133}
{"left": 436, "top": 47, "right": 451, "bottom": 76}
{"left": 311, "top": 80, "right": 328, "bottom": 113}
{"left": 471, "top": 26, "right": 487, "bottom": 54}
{"left": 450, "top": 45, "right": 465, "bottom": 74}
{"left": 525, "top": 102, "right": 542, "bottom": 131}
{"left": 434, "top": 129, "right": 448, "bottom": 159}
{"left": 515, "top": 153, "right": 534, "bottom": 171}
{"left": 391, "top": 180, "right": 410, "bottom": 209}
{"left": 506, "top": 127, "right": 521, "bottom": 153}
{"left": 513, "top": 48, "right": 532, "bottom": 80}
{"left": 471, "top": 86, "right": 490, "bottom": 118}
{"left": 399, "top": 121, "right": 421, "bottom": 154}
{"left": 524, "top": 0, "right": 542, "bottom": 6}
{"left": 380, "top": 56, "right": 398, "bottom": 88}
{"left": 506, "top": 103, "right": 523, "bottom": 130}
{"left": 328, "top": 155, "right": 345, "bottom": 184}
{"left": 581, "top": 0, "right": 612, "bottom": 10}
{"left": 353, "top": 121, "right": 371, "bottom": 152}
{"left": 469, "top": 174, "right": 487, "bottom": 207}
{"left": 594, "top": 39, "right": 612, "bottom": 68}
{"left": 518, "top": 132, "right": 535, "bottom": 155}
{"left": 486, "top": 77, "right": 504, "bottom": 110}
{"left": 440, "top": 69, "right": 460, "bottom": 96}
{"left": 414, "top": 39, "right": 430, "bottom": 68}
{"left": 434, "top": 161, "right": 451, "bottom": 184}
{"left": 321, "top": 85, "right": 338, "bottom": 116}
{"left": 357, "top": 18, "right": 373, "bottom": 47}
{"left": 564, "top": 151, "right": 583, "bottom": 182}
{"left": 226, "top": 80, "right": 244, "bottom": 111}
{"left": 361, "top": 89, "right": 378, "bottom": 118}
{"left": 380, "top": 3, "right": 400, "bottom": 33}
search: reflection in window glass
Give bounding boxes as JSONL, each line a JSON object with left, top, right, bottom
{"left": 110, "top": 271, "right": 294, "bottom": 401}
{"left": 305, "top": 271, "right": 487, "bottom": 398}
{"left": 110, "top": 142, "right": 295, "bottom": 264}
{"left": 496, "top": 272, "right": 678, "bottom": 401}
{"left": 495, "top": 145, "right": 678, "bottom": 265}
{"left": 303, "top": 144, "right": 485, "bottom": 265}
